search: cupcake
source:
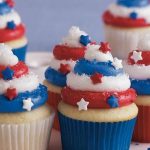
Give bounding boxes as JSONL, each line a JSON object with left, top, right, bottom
{"left": 44, "top": 26, "right": 91, "bottom": 130}
{"left": 58, "top": 42, "right": 138, "bottom": 150}
{"left": 0, "top": 0, "right": 27, "bottom": 61}
{"left": 123, "top": 36, "right": 150, "bottom": 142}
{"left": 0, "top": 44, "right": 54, "bottom": 150}
{"left": 103, "top": 0, "right": 150, "bottom": 59}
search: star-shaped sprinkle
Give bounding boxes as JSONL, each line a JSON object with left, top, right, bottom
{"left": 23, "top": 98, "right": 34, "bottom": 111}
{"left": 112, "top": 57, "right": 123, "bottom": 70}
{"left": 5, "top": 88, "right": 17, "bottom": 100}
{"left": 6, "top": 0, "right": 15, "bottom": 7}
{"left": 99, "top": 42, "right": 111, "bottom": 53}
{"left": 107, "top": 96, "right": 119, "bottom": 108}
{"left": 131, "top": 50, "right": 143, "bottom": 63}
{"left": 90, "top": 73, "right": 103, "bottom": 84}
{"left": 130, "top": 12, "right": 138, "bottom": 20}
{"left": 77, "top": 98, "right": 89, "bottom": 111}
{"left": 59, "top": 63, "right": 71, "bottom": 75}
{"left": 7, "top": 21, "right": 16, "bottom": 30}
{"left": 80, "top": 35, "right": 91, "bottom": 46}
{"left": 2, "top": 67, "right": 14, "bottom": 80}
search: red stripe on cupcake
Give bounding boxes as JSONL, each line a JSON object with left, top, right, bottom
{"left": 0, "top": 24, "right": 25, "bottom": 42}
{"left": 62, "top": 87, "right": 136, "bottom": 109}
{"left": 103, "top": 11, "right": 150, "bottom": 28}
{"left": 0, "top": 61, "right": 29, "bottom": 79}
{"left": 53, "top": 45, "right": 86, "bottom": 61}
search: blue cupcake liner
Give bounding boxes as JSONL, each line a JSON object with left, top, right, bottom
{"left": 12, "top": 44, "right": 27, "bottom": 62}
{"left": 58, "top": 112, "right": 136, "bottom": 150}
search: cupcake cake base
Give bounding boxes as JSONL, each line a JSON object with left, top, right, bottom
{"left": 58, "top": 101, "right": 138, "bottom": 150}
{"left": 0, "top": 105, "right": 54, "bottom": 150}
{"left": 133, "top": 96, "right": 150, "bottom": 143}
{"left": 104, "top": 25, "right": 150, "bottom": 59}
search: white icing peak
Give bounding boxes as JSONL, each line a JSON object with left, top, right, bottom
{"left": 85, "top": 44, "right": 113, "bottom": 62}
{"left": 108, "top": 3, "right": 150, "bottom": 23}
{"left": 0, "top": 43, "right": 18, "bottom": 66}
{"left": 62, "top": 26, "right": 88, "bottom": 47}
{"left": 138, "top": 35, "right": 150, "bottom": 50}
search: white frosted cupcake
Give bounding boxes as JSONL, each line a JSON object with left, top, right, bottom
{"left": 44, "top": 26, "right": 91, "bottom": 130}
{"left": 0, "top": 44, "right": 54, "bottom": 150}
{"left": 103, "top": 0, "right": 150, "bottom": 59}
{"left": 58, "top": 42, "right": 138, "bottom": 150}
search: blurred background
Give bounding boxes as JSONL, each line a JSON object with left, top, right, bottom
{"left": 15, "top": 0, "right": 113, "bottom": 51}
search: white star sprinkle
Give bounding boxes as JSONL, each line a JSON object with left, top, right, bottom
{"left": 131, "top": 51, "right": 143, "bottom": 63}
{"left": 112, "top": 57, "right": 123, "bottom": 70}
{"left": 23, "top": 98, "right": 34, "bottom": 111}
{"left": 77, "top": 98, "right": 89, "bottom": 111}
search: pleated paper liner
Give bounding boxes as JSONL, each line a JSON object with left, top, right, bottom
{"left": 47, "top": 91, "right": 61, "bottom": 130}
{"left": 133, "top": 105, "right": 150, "bottom": 143}
{"left": 58, "top": 112, "right": 136, "bottom": 150}
{"left": 0, "top": 113, "right": 54, "bottom": 150}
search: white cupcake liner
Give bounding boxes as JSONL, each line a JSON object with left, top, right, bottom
{"left": 104, "top": 25, "right": 150, "bottom": 59}
{"left": 0, "top": 112, "right": 55, "bottom": 150}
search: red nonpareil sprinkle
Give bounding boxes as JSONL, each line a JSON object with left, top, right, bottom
{"left": 5, "top": 88, "right": 17, "bottom": 100}
{"left": 90, "top": 73, "right": 103, "bottom": 84}
{"left": 59, "top": 64, "right": 71, "bottom": 75}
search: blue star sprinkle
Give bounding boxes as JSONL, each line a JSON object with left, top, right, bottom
{"left": 130, "top": 12, "right": 138, "bottom": 20}
{"left": 2, "top": 67, "right": 14, "bottom": 80}
{"left": 80, "top": 35, "right": 91, "bottom": 46}
{"left": 7, "top": 21, "right": 16, "bottom": 29}
{"left": 147, "top": 148, "right": 150, "bottom": 150}
{"left": 107, "top": 96, "right": 119, "bottom": 108}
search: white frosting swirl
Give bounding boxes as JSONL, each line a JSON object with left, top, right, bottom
{"left": 62, "top": 26, "right": 88, "bottom": 47}
{"left": 123, "top": 61, "right": 150, "bottom": 80}
{"left": 49, "top": 56, "right": 76, "bottom": 71}
{"left": 67, "top": 72, "right": 130, "bottom": 92}
{"left": 0, "top": 10, "right": 21, "bottom": 29}
{"left": 108, "top": 3, "right": 150, "bottom": 23}
{"left": 0, "top": 72, "right": 39, "bottom": 94}
{"left": 85, "top": 44, "right": 113, "bottom": 62}
{"left": 0, "top": 44, "right": 18, "bottom": 66}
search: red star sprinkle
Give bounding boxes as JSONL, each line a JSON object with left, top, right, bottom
{"left": 6, "top": 0, "right": 15, "bottom": 7}
{"left": 99, "top": 42, "right": 111, "bottom": 53}
{"left": 5, "top": 88, "right": 17, "bottom": 100}
{"left": 90, "top": 73, "right": 103, "bottom": 84}
{"left": 59, "top": 64, "right": 71, "bottom": 75}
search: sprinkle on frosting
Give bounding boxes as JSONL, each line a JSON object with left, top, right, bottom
{"left": 23, "top": 98, "right": 34, "bottom": 111}
{"left": 2, "top": 67, "right": 14, "bottom": 80}
{"left": 130, "top": 50, "right": 143, "bottom": 63}
{"left": 5, "top": 87, "right": 17, "bottom": 100}
{"left": 59, "top": 63, "right": 71, "bottom": 75}
{"left": 6, "top": 0, "right": 15, "bottom": 8}
{"left": 85, "top": 44, "right": 113, "bottom": 62}
{"left": 90, "top": 73, "right": 103, "bottom": 84}
{"left": 99, "top": 42, "right": 111, "bottom": 53}
{"left": 77, "top": 98, "right": 89, "bottom": 111}
{"left": 0, "top": 44, "right": 18, "bottom": 66}
{"left": 130, "top": 12, "right": 138, "bottom": 19}
{"left": 62, "top": 26, "right": 89, "bottom": 47}
{"left": 112, "top": 57, "right": 123, "bottom": 70}
{"left": 79, "top": 35, "right": 91, "bottom": 46}
{"left": 107, "top": 96, "right": 119, "bottom": 108}
{"left": 7, "top": 20, "right": 16, "bottom": 29}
